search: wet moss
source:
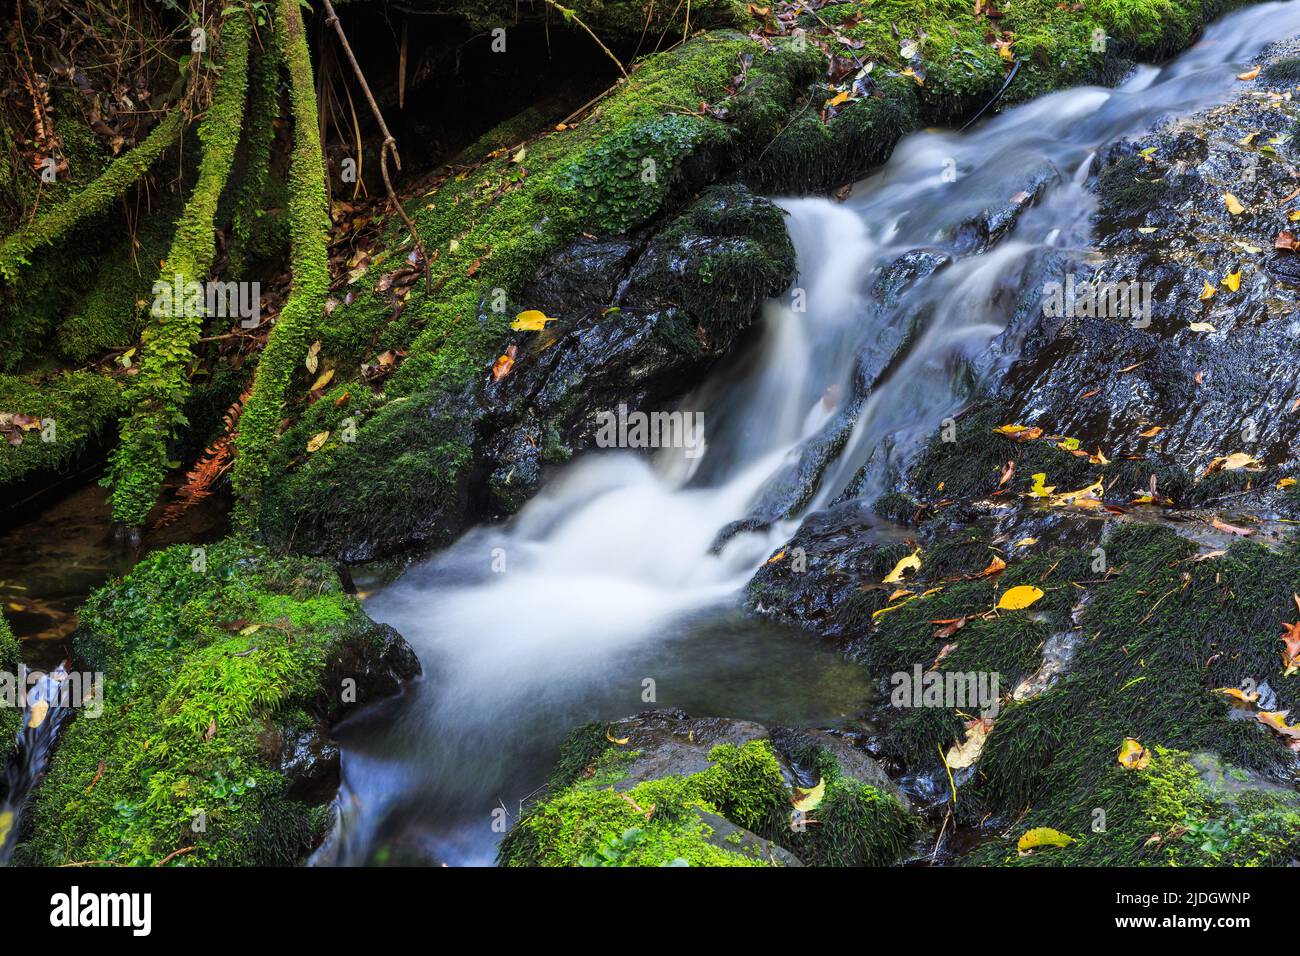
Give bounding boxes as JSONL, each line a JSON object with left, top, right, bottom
{"left": 960, "top": 522, "right": 1300, "bottom": 863}
{"left": 966, "top": 748, "right": 1300, "bottom": 866}
{"left": 1098, "top": 154, "right": 1173, "bottom": 210}
{"left": 14, "top": 538, "right": 399, "bottom": 866}
{"left": 1261, "top": 56, "right": 1300, "bottom": 86}
{"left": 782, "top": 745, "right": 917, "bottom": 866}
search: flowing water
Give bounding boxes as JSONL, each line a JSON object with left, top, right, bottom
{"left": 0, "top": 666, "right": 79, "bottom": 863}
{"left": 311, "top": 1, "right": 1300, "bottom": 865}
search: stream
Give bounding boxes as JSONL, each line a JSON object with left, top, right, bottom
{"left": 317, "top": 0, "right": 1300, "bottom": 867}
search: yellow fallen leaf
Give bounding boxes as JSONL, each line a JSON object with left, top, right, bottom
{"left": 239, "top": 623, "right": 262, "bottom": 636}
{"left": 993, "top": 424, "right": 1043, "bottom": 441}
{"left": 27, "top": 699, "right": 49, "bottom": 729}
{"left": 766, "top": 550, "right": 785, "bottom": 564}
{"left": 1214, "top": 686, "right": 1259, "bottom": 703}
{"left": 511, "top": 309, "right": 558, "bottom": 332}
{"left": 1224, "top": 192, "right": 1245, "bottom": 215}
{"left": 826, "top": 90, "right": 850, "bottom": 107}
{"left": 882, "top": 547, "right": 922, "bottom": 584}
{"left": 1222, "top": 271, "right": 1241, "bottom": 292}
{"left": 1017, "top": 827, "right": 1074, "bottom": 853}
{"left": 1027, "top": 473, "right": 1055, "bottom": 498}
{"left": 1277, "top": 477, "right": 1297, "bottom": 489}
{"left": 888, "top": 589, "right": 914, "bottom": 602}
{"left": 1118, "top": 737, "right": 1151, "bottom": 770}
{"left": 306, "top": 431, "right": 330, "bottom": 453}
{"left": 1051, "top": 476, "right": 1104, "bottom": 508}
{"left": 1188, "top": 322, "right": 1217, "bottom": 332}
{"left": 791, "top": 777, "right": 826, "bottom": 812}
{"left": 1237, "top": 65, "right": 1261, "bottom": 81}
{"left": 1014, "top": 537, "right": 1038, "bottom": 547}
{"left": 997, "top": 585, "right": 1044, "bottom": 610}
{"left": 0, "top": 810, "right": 11, "bottom": 848}
{"left": 946, "top": 720, "right": 991, "bottom": 769}
{"left": 310, "top": 368, "right": 334, "bottom": 392}
{"left": 1200, "top": 280, "right": 1217, "bottom": 301}
{"left": 605, "top": 725, "right": 630, "bottom": 746}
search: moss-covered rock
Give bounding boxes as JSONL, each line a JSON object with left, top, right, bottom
{"left": 967, "top": 747, "right": 1300, "bottom": 866}
{"left": 0, "top": 371, "right": 124, "bottom": 496}
{"left": 502, "top": 712, "right": 916, "bottom": 866}
{"left": 14, "top": 538, "right": 418, "bottom": 866}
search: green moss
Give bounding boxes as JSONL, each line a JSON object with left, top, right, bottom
{"left": 0, "top": 370, "right": 124, "bottom": 488}
{"left": 499, "top": 740, "right": 789, "bottom": 866}
{"left": 104, "top": 11, "right": 253, "bottom": 527}
{"left": 782, "top": 745, "right": 918, "bottom": 866}
{"left": 1261, "top": 56, "right": 1300, "bottom": 86}
{"left": 0, "top": 614, "right": 21, "bottom": 769}
{"left": 967, "top": 748, "right": 1300, "bottom": 866}
{"left": 227, "top": 42, "right": 284, "bottom": 278}
{"left": 0, "top": 111, "right": 185, "bottom": 285}
{"left": 254, "top": 385, "right": 474, "bottom": 558}
{"left": 956, "top": 522, "right": 1300, "bottom": 863}
{"left": 231, "top": 0, "right": 331, "bottom": 523}
{"left": 14, "top": 538, "right": 394, "bottom": 866}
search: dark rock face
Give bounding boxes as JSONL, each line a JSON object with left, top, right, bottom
{"left": 262, "top": 184, "right": 795, "bottom": 563}
{"left": 998, "top": 83, "right": 1300, "bottom": 475}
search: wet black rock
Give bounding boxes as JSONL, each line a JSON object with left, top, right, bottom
{"left": 262, "top": 184, "right": 795, "bottom": 563}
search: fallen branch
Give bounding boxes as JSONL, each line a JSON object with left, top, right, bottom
{"left": 318, "top": 0, "right": 432, "bottom": 293}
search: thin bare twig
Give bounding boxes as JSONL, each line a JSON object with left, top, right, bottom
{"left": 319, "top": 0, "right": 432, "bottom": 293}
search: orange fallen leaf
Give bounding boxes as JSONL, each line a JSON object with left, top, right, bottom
{"left": 491, "top": 344, "right": 518, "bottom": 381}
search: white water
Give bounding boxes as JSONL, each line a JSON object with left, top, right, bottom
{"left": 325, "top": 2, "right": 1300, "bottom": 866}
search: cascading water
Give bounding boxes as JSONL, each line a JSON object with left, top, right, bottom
{"left": 0, "top": 666, "right": 77, "bottom": 864}
{"left": 320, "top": 1, "right": 1300, "bottom": 866}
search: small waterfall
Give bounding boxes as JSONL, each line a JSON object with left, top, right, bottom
{"left": 325, "top": 0, "right": 1300, "bottom": 866}
{"left": 0, "top": 665, "right": 78, "bottom": 864}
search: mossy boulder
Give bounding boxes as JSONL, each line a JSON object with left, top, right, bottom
{"left": 13, "top": 539, "right": 418, "bottom": 866}
{"left": 502, "top": 711, "right": 916, "bottom": 866}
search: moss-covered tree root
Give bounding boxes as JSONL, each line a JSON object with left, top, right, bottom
{"left": 103, "top": 12, "right": 253, "bottom": 529}
{"left": 231, "top": 0, "right": 330, "bottom": 523}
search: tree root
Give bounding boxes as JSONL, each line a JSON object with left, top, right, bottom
{"left": 0, "top": 109, "right": 185, "bottom": 284}
{"left": 104, "top": 11, "right": 253, "bottom": 528}
{"left": 230, "top": 0, "right": 331, "bottom": 524}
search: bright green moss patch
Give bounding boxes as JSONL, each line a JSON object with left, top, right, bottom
{"left": 500, "top": 740, "right": 789, "bottom": 866}
{"left": 105, "top": 11, "right": 253, "bottom": 527}
{"left": 0, "top": 371, "right": 123, "bottom": 488}
{"left": 14, "top": 538, "right": 401, "bottom": 866}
